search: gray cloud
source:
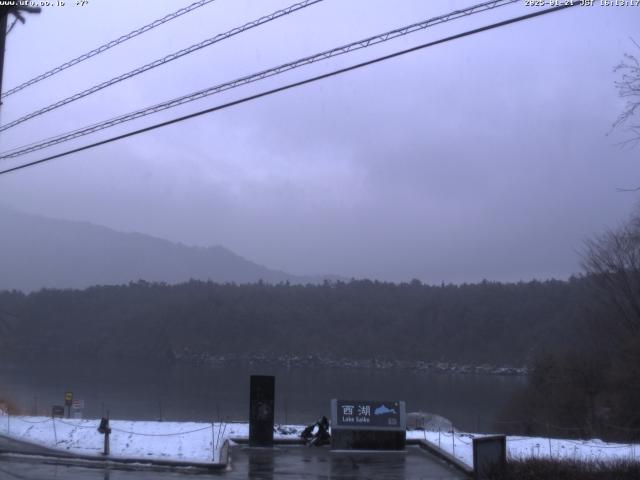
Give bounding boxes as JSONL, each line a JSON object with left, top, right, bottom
{"left": 0, "top": 0, "right": 638, "bottom": 283}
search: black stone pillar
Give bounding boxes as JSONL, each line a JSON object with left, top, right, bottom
{"left": 249, "top": 375, "right": 275, "bottom": 447}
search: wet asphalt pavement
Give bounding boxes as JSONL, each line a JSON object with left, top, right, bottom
{"left": 0, "top": 445, "right": 467, "bottom": 479}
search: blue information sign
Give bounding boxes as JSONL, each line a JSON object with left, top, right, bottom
{"left": 332, "top": 399, "right": 405, "bottom": 431}
{"left": 336, "top": 400, "right": 401, "bottom": 428}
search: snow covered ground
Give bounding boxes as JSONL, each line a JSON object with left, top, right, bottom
{"left": 406, "top": 430, "right": 640, "bottom": 467}
{"left": 1, "top": 410, "right": 638, "bottom": 468}
{"left": 0, "top": 412, "right": 234, "bottom": 464}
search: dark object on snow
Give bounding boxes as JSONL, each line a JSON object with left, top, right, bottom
{"left": 301, "top": 416, "right": 331, "bottom": 447}
{"left": 97, "top": 417, "right": 111, "bottom": 456}
{"left": 301, "top": 424, "right": 314, "bottom": 439}
{"left": 97, "top": 417, "right": 111, "bottom": 435}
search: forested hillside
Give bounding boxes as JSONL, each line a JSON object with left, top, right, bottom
{"left": 0, "top": 278, "right": 589, "bottom": 366}
{"left": 0, "top": 208, "right": 335, "bottom": 291}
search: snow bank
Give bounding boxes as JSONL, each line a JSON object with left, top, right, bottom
{"left": 2, "top": 411, "right": 637, "bottom": 469}
{"left": 0, "top": 412, "right": 229, "bottom": 464}
{"left": 406, "top": 430, "right": 640, "bottom": 467}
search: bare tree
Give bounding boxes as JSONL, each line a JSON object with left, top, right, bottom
{"left": 582, "top": 208, "right": 640, "bottom": 334}
{"left": 582, "top": 210, "right": 640, "bottom": 434}
{"left": 612, "top": 39, "right": 640, "bottom": 148}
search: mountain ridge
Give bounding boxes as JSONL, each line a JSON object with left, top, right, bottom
{"left": 0, "top": 207, "right": 338, "bottom": 292}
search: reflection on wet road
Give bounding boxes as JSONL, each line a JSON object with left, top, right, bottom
{"left": 0, "top": 445, "right": 467, "bottom": 479}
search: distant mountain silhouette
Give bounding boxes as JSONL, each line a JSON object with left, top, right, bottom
{"left": 0, "top": 208, "right": 338, "bottom": 292}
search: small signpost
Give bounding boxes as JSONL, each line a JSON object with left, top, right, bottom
{"left": 472, "top": 435, "right": 506, "bottom": 480}
{"left": 330, "top": 399, "right": 406, "bottom": 451}
{"left": 64, "top": 391, "right": 73, "bottom": 419}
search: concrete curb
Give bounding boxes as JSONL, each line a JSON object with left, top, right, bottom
{"left": 408, "top": 438, "right": 473, "bottom": 477}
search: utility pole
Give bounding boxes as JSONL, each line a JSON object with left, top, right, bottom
{"left": 0, "top": 9, "right": 8, "bottom": 103}
{"left": 0, "top": 4, "right": 41, "bottom": 106}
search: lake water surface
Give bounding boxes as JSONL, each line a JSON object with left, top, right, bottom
{"left": 0, "top": 360, "right": 525, "bottom": 432}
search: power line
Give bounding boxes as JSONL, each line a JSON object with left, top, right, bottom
{"left": 0, "top": 109, "right": 136, "bottom": 157}
{"left": 1, "top": 0, "right": 217, "bottom": 99}
{"left": 0, "top": 0, "right": 519, "bottom": 159}
{"left": 0, "top": 3, "right": 579, "bottom": 177}
{"left": 0, "top": 0, "right": 323, "bottom": 134}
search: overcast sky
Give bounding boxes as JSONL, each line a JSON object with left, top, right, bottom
{"left": 0, "top": 0, "right": 638, "bottom": 283}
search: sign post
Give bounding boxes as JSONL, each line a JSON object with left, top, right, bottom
{"left": 64, "top": 392, "right": 73, "bottom": 419}
{"left": 249, "top": 375, "right": 275, "bottom": 447}
{"left": 330, "top": 399, "right": 406, "bottom": 451}
{"left": 98, "top": 416, "right": 111, "bottom": 456}
{"left": 51, "top": 405, "right": 65, "bottom": 418}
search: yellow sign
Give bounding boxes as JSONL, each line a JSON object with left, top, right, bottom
{"left": 64, "top": 392, "right": 73, "bottom": 405}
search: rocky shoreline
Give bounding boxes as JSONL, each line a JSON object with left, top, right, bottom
{"left": 173, "top": 351, "right": 527, "bottom": 376}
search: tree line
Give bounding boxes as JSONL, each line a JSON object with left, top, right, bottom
{"left": 0, "top": 276, "right": 589, "bottom": 367}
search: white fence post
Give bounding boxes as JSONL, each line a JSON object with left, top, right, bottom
{"left": 52, "top": 417, "right": 58, "bottom": 445}
{"left": 211, "top": 422, "right": 216, "bottom": 462}
{"left": 452, "top": 429, "right": 455, "bottom": 456}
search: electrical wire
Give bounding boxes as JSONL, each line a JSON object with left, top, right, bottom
{"left": 0, "top": 3, "right": 579, "bottom": 177}
{"left": 13, "top": 417, "right": 52, "bottom": 424}
{"left": 110, "top": 425, "right": 211, "bottom": 436}
{"left": 0, "top": 0, "right": 323, "bottom": 133}
{"left": 562, "top": 438, "right": 635, "bottom": 449}
{"left": 0, "top": 0, "right": 518, "bottom": 157}
{"left": 55, "top": 419, "right": 98, "bottom": 429}
{"left": 1, "top": 0, "right": 218, "bottom": 99}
